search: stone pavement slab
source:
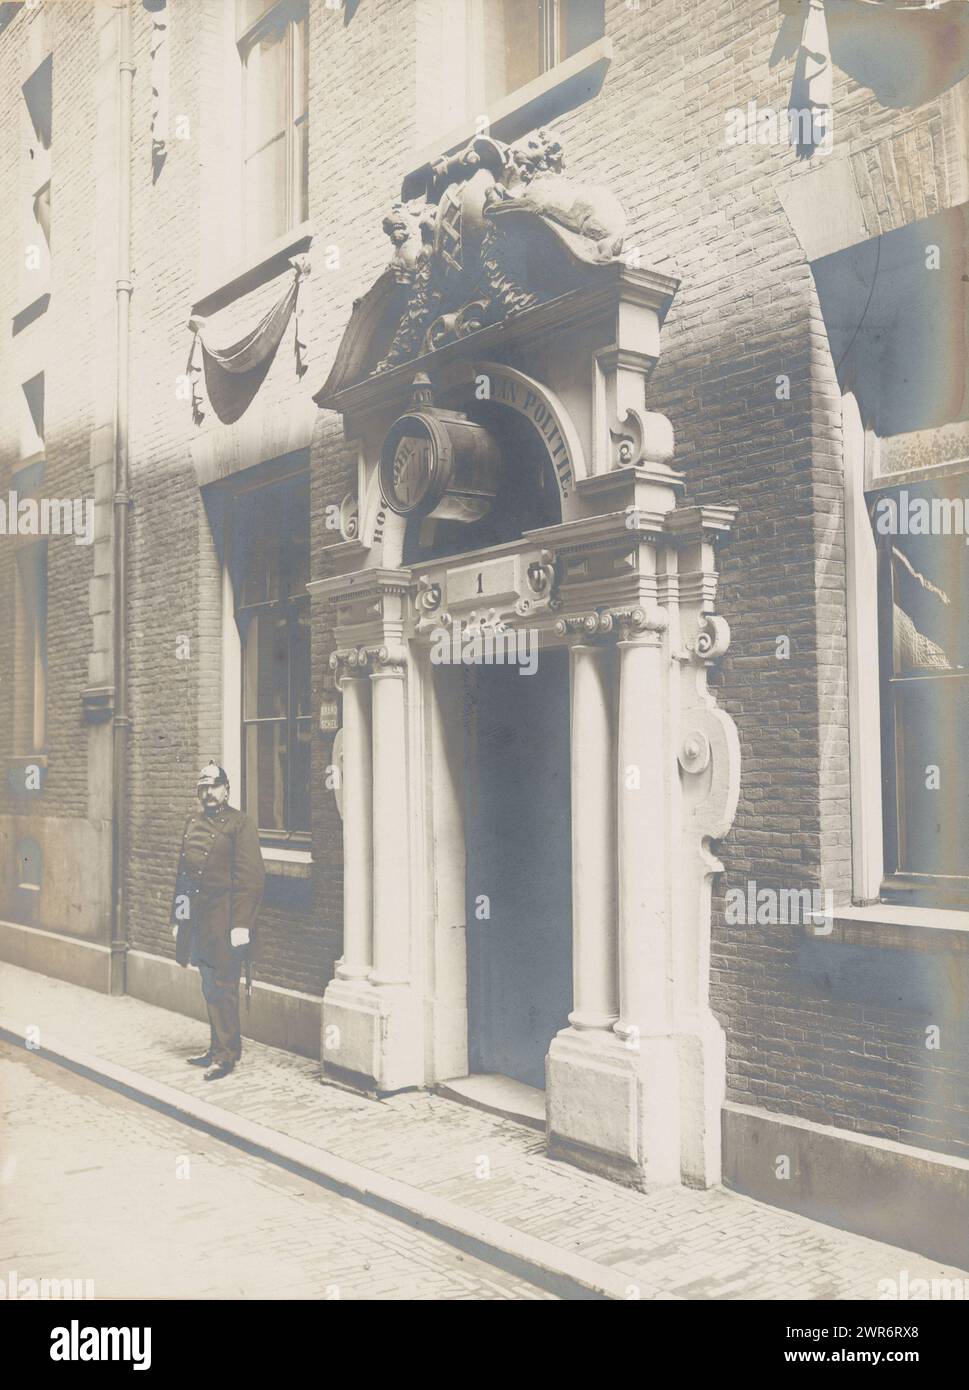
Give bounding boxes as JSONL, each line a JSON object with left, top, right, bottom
{"left": 2, "top": 963, "right": 966, "bottom": 1300}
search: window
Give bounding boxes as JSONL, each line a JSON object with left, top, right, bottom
{"left": 868, "top": 458, "right": 969, "bottom": 904}
{"left": 820, "top": 209, "right": 969, "bottom": 908}
{"left": 237, "top": 0, "right": 308, "bottom": 255}
{"left": 231, "top": 472, "right": 311, "bottom": 841}
{"left": 477, "top": 0, "right": 604, "bottom": 108}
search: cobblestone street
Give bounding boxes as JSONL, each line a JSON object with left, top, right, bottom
{"left": 2, "top": 965, "right": 967, "bottom": 1300}
{"left": 0, "top": 1041, "right": 552, "bottom": 1300}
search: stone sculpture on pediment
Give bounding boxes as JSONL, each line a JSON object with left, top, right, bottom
{"left": 373, "top": 126, "right": 629, "bottom": 374}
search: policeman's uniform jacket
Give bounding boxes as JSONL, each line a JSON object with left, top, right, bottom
{"left": 171, "top": 804, "right": 266, "bottom": 975}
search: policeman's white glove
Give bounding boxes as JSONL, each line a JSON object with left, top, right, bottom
{"left": 230, "top": 927, "right": 250, "bottom": 949}
{"left": 171, "top": 923, "right": 179, "bottom": 938}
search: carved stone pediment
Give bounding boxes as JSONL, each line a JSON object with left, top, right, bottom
{"left": 314, "top": 126, "right": 628, "bottom": 403}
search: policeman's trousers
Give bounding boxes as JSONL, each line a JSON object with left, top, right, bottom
{"left": 197, "top": 957, "right": 242, "bottom": 1067}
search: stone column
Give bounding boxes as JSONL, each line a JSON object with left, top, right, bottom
{"left": 370, "top": 660, "right": 410, "bottom": 986}
{"left": 615, "top": 611, "right": 672, "bottom": 1044}
{"left": 614, "top": 606, "right": 680, "bottom": 1185}
{"left": 568, "top": 642, "right": 618, "bottom": 1032}
{"left": 336, "top": 670, "right": 373, "bottom": 981}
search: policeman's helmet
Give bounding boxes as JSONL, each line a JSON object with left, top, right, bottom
{"left": 197, "top": 761, "right": 230, "bottom": 797}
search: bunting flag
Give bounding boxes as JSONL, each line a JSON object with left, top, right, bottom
{"left": 187, "top": 254, "right": 310, "bottom": 426}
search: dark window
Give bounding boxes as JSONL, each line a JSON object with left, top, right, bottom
{"left": 232, "top": 472, "right": 311, "bottom": 842}
{"left": 237, "top": 0, "right": 308, "bottom": 254}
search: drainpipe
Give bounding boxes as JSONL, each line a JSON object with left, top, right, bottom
{"left": 110, "top": 0, "right": 134, "bottom": 995}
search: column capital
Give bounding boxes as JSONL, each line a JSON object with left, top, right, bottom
{"left": 615, "top": 605, "right": 668, "bottom": 642}
{"left": 555, "top": 605, "right": 669, "bottom": 643}
{"left": 331, "top": 642, "right": 408, "bottom": 680}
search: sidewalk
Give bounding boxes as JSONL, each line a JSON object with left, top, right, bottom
{"left": 2, "top": 962, "right": 965, "bottom": 1300}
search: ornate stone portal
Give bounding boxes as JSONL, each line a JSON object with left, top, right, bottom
{"left": 309, "top": 127, "right": 740, "bottom": 1189}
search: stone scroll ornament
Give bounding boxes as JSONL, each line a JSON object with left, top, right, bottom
{"left": 187, "top": 256, "right": 311, "bottom": 426}
{"left": 374, "top": 127, "right": 627, "bottom": 373}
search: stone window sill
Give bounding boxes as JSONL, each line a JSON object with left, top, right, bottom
{"left": 261, "top": 845, "right": 313, "bottom": 879}
{"left": 812, "top": 903, "right": 969, "bottom": 954}
{"left": 404, "top": 37, "right": 613, "bottom": 198}
{"left": 190, "top": 221, "right": 315, "bottom": 317}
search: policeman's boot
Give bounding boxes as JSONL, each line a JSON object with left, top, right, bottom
{"left": 203, "top": 1061, "right": 235, "bottom": 1082}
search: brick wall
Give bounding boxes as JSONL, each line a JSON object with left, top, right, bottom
{"left": 119, "top": 0, "right": 420, "bottom": 991}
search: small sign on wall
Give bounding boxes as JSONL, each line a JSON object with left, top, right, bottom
{"left": 319, "top": 697, "right": 339, "bottom": 733}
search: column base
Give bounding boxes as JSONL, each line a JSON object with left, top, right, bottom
{"left": 547, "top": 1019, "right": 724, "bottom": 1189}
{"left": 676, "top": 1011, "right": 727, "bottom": 1189}
{"left": 322, "top": 977, "right": 422, "bottom": 1094}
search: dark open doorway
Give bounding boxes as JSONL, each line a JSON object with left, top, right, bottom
{"left": 463, "top": 649, "right": 573, "bottom": 1089}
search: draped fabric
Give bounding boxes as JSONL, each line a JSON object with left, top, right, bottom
{"left": 188, "top": 254, "right": 310, "bottom": 426}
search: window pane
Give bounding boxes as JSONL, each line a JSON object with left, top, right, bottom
{"left": 236, "top": 486, "right": 283, "bottom": 606}
{"left": 245, "top": 720, "right": 288, "bottom": 832}
{"left": 481, "top": 0, "right": 543, "bottom": 107}
{"left": 893, "top": 680, "right": 969, "bottom": 879}
{"left": 242, "top": 17, "right": 288, "bottom": 156}
{"left": 244, "top": 134, "right": 288, "bottom": 250}
{"left": 559, "top": 0, "right": 604, "bottom": 58}
{"left": 292, "top": 604, "right": 310, "bottom": 718}
{"left": 284, "top": 479, "right": 310, "bottom": 596}
{"left": 234, "top": 472, "right": 311, "bottom": 836}
{"left": 235, "top": 477, "right": 308, "bottom": 604}
{"left": 242, "top": 611, "right": 290, "bottom": 720}
{"left": 292, "top": 12, "right": 308, "bottom": 119}
{"left": 873, "top": 480, "right": 969, "bottom": 675}
{"left": 290, "top": 719, "right": 312, "bottom": 832}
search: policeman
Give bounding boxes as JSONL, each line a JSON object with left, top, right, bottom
{"left": 170, "top": 762, "right": 266, "bottom": 1081}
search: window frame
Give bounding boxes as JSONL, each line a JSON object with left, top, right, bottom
{"left": 469, "top": 0, "right": 604, "bottom": 113}
{"left": 236, "top": 0, "right": 308, "bottom": 259}
{"left": 868, "top": 459, "right": 969, "bottom": 906}
{"left": 229, "top": 468, "right": 311, "bottom": 846}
